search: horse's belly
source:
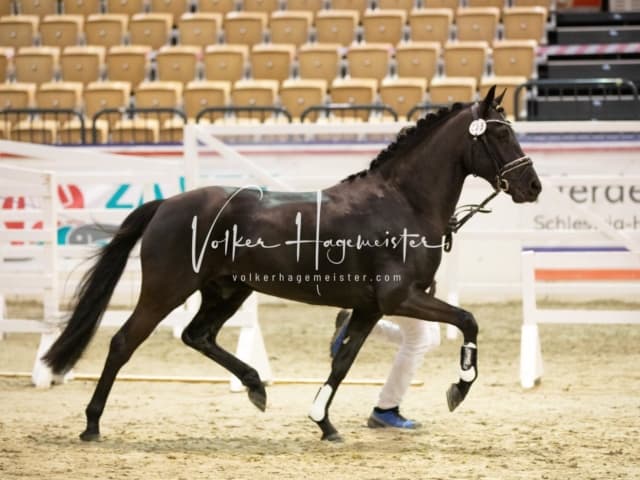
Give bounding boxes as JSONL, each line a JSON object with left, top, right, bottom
{"left": 245, "top": 277, "right": 375, "bottom": 309}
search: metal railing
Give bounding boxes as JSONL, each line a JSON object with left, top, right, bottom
{"left": 92, "top": 107, "right": 187, "bottom": 144}
{"left": 0, "top": 108, "right": 86, "bottom": 144}
{"left": 514, "top": 78, "right": 640, "bottom": 121}
{"left": 300, "top": 104, "right": 398, "bottom": 123}
{"left": 195, "top": 106, "right": 292, "bottom": 124}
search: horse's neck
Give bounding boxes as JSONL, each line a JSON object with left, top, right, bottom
{"left": 386, "top": 125, "right": 468, "bottom": 234}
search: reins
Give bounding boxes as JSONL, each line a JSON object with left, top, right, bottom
{"left": 443, "top": 103, "right": 532, "bottom": 252}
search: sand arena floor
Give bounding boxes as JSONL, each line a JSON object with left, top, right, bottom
{"left": 1, "top": 301, "right": 639, "bottom": 479}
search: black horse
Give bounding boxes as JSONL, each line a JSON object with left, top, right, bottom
{"left": 44, "top": 87, "right": 541, "bottom": 442}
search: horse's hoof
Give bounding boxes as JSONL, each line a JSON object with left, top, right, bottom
{"left": 248, "top": 386, "right": 267, "bottom": 412}
{"left": 322, "top": 432, "right": 344, "bottom": 442}
{"left": 79, "top": 430, "right": 100, "bottom": 442}
{"left": 446, "top": 383, "right": 463, "bottom": 412}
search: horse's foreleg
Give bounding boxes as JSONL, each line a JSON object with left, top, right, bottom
{"left": 310, "top": 308, "right": 381, "bottom": 442}
{"left": 180, "top": 284, "right": 266, "bottom": 410}
{"left": 390, "top": 288, "right": 478, "bottom": 412}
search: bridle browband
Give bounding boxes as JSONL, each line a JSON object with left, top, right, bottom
{"left": 443, "top": 102, "right": 533, "bottom": 252}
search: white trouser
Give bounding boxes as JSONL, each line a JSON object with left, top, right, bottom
{"left": 373, "top": 317, "right": 441, "bottom": 410}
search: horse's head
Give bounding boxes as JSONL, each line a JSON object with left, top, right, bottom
{"left": 465, "top": 86, "right": 541, "bottom": 203}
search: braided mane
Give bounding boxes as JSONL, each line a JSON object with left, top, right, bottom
{"left": 343, "top": 102, "right": 467, "bottom": 182}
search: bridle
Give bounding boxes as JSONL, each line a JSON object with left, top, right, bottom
{"left": 443, "top": 102, "right": 533, "bottom": 252}
{"left": 468, "top": 102, "right": 532, "bottom": 194}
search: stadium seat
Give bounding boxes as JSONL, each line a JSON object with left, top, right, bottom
{"left": 286, "top": 0, "right": 325, "bottom": 22}
{"left": 105, "top": 0, "right": 145, "bottom": 17}
{"left": 362, "top": 9, "right": 407, "bottom": 45}
{"left": 443, "top": 41, "right": 488, "bottom": 82}
{"left": 269, "top": 11, "right": 313, "bottom": 47}
{"left": 0, "top": 120, "right": 11, "bottom": 139}
{"left": 315, "top": 10, "right": 359, "bottom": 46}
{"left": 429, "top": 76, "right": 477, "bottom": 103}
{"left": 178, "top": 12, "right": 222, "bottom": 47}
{"left": 0, "top": 82, "right": 37, "bottom": 122}
{"left": 199, "top": 0, "right": 236, "bottom": 15}
{"left": 409, "top": 8, "right": 453, "bottom": 45}
{"left": 377, "top": 0, "right": 416, "bottom": 16}
{"left": 231, "top": 79, "right": 280, "bottom": 121}
{"left": 36, "top": 81, "right": 83, "bottom": 122}
{"left": 17, "top": 0, "right": 57, "bottom": 19}
{"left": 149, "top": 0, "right": 189, "bottom": 26}
{"left": 331, "top": 0, "right": 369, "bottom": 19}
{"left": 0, "top": 48, "right": 10, "bottom": 82}
{"left": 62, "top": 0, "right": 102, "bottom": 18}
{"left": 455, "top": 7, "right": 499, "bottom": 43}
{"left": 59, "top": 116, "right": 108, "bottom": 144}
{"left": 84, "top": 80, "right": 131, "bottom": 125}
{"left": 184, "top": 80, "right": 231, "bottom": 121}
{"left": 502, "top": 7, "right": 547, "bottom": 43}
{"left": 330, "top": 77, "right": 378, "bottom": 121}
{"left": 106, "top": 45, "right": 151, "bottom": 90}
{"left": 243, "top": 0, "right": 280, "bottom": 14}
{"left": 466, "top": 0, "right": 505, "bottom": 17}
{"left": 0, "top": 2, "right": 13, "bottom": 16}
{"left": 14, "top": 46, "right": 60, "bottom": 85}
{"left": 279, "top": 78, "right": 327, "bottom": 121}
{"left": 223, "top": 12, "right": 268, "bottom": 47}
{"left": 155, "top": 45, "right": 202, "bottom": 84}
{"left": 512, "top": 0, "right": 552, "bottom": 10}
{"left": 40, "top": 14, "right": 84, "bottom": 48}
{"left": 0, "top": 15, "right": 39, "bottom": 48}
{"left": 159, "top": 117, "right": 187, "bottom": 143}
{"left": 395, "top": 41, "right": 440, "bottom": 81}
{"left": 135, "top": 80, "right": 184, "bottom": 123}
{"left": 346, "top": 43, "right": 392, "bottom": 85}
{"left": 61, "top": 45, "right": 106, "bottom": 85}
{"left": 479, "top": 75, "right": 527, "bottom": 118}
{"left": 36, "top": 81, "right": 83, "bottom": 109}
{"left": 129, "top": 13, "right": 173, "bottom": 49}
{"left": 203, "top": 44, "right": 249, "bottom": 83}
{"left": 250, "top": 43, "right": 296, "bottom": 84}
{"left": 422, "top": 0, "right": 458, "bottom": 14}
{"left": 297, "top": 43, "right": 341, "bottom": 84}
{"left": 112, "top": 117, "right": 160, "bottom": 143}
{"left": 491, "top": 39, "right": 537, "bottom": 78}
{"left": 379, "top": 77, "right": 427, "bottom": 120}
{"left": 12, "top": 119, "right": 58, "bottom": 144}
{"left": 85, "top": 13, "right": 129, "bottom": 47}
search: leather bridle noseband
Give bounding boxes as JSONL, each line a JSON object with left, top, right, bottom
{"left": 443, "top": 103, "right": 533, "bottom": 252}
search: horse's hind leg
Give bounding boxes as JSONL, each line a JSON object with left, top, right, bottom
{"left": 80, "top": 293, "right": 179, "bottom": 441}
{"left": 310, "top": 307, "right": 381, "bottom": 441}
{"left": 180, "top": 283, "right": 266, "bottom": 410}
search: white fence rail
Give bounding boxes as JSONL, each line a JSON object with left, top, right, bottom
{"left": 519, "top": 250, "right": 640, "bottom": 389}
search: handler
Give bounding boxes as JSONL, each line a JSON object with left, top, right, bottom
{"left": 331, "top": 308, "right": 440, "bottom": 429}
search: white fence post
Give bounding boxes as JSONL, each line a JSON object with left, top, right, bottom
{"left": 520, "top": 251, "right": 543, "bottom": 389}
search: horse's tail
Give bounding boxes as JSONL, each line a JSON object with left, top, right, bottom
{"left": 43, "top": 199, "right": 164, "bottom": 375}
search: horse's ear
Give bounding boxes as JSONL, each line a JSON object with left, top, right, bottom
{"left": 480, "top": 85, "right": 496, "bottom": 116}
{"left": 495, "top": 88, "right": 507, "bottom": 107}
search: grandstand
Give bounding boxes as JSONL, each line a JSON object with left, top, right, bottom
{"left": 0, "top": 0, "right": 638, "bottom": 144}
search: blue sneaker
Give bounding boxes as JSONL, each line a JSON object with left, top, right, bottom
{"left": 367, "top": 407, "right": 421, "bottom": 429}
{"left": 330, "top": 309, "right": 351, "bottom": 358}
